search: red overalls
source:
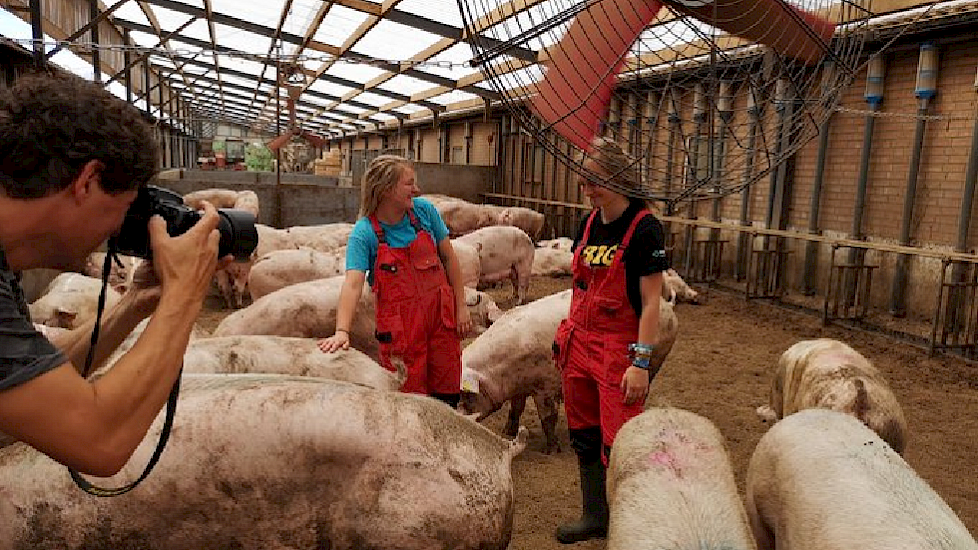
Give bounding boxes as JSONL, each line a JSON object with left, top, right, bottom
{"left": 554, "top": 208, "right": 651, "bottom": 460}
{"left": 370, "top": 210, "right": 461, "bottom": 395}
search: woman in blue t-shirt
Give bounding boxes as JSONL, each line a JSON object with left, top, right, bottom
{"left": 318, "top": 155, "right": 471, "bottom": 407}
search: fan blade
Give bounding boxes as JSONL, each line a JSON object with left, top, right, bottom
{"left": 267, "top": 130, "right": 295, "bottom": 151}
{"left": 287, "top": 98, "right": 297, "bottom": 127}
{"left": 528, "top": 0, "right": 660, "bottom": 152}
{"left": 299, "top": 131, "right": 327, "bottom": 149}
{"left": 663, "top": 0, "right": 835, "bottom": 65}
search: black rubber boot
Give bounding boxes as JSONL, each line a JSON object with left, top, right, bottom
{"left": 555, "top": 428, "right": 608, "bottom": 544}
{"left": 431, "top": 393, "right": 460, "bottom": 409}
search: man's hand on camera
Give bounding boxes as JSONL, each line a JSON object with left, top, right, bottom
{"left": 148, "top": 200, "right": 225, "bottom": 307}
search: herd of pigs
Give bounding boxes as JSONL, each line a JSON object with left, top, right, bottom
{"left": 2, "top": 189, "right": 974, "bottom": 549}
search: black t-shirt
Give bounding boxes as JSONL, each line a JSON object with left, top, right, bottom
{"left": 572, "top": 202, "right": 670, "bottom": 317}
{"left": 0, "top": 249, "right": 65, "bottom": 391}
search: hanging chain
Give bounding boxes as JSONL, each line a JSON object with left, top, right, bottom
{"left": 0, "top": 37, "right": 473, "bottom": 69}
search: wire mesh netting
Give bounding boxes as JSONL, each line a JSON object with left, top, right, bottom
{"left": 457, "top": 0, "right": 878, "bottom": 208}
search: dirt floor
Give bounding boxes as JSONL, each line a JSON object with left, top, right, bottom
{"left": 197, "top": 275, "right": 978, "bottom": 550}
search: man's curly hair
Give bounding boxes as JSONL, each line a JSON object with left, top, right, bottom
{"left": 0, "top": 71, "right": 159, "bottom": 199}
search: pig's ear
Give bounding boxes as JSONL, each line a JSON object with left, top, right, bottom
{"left": 53, "top": 309, "right": 78, "bottom": 329}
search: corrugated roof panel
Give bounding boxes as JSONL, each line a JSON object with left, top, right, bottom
{"left": 351, "top": 19, "right": 442, "bottom": 60}
{"left": 314, "top": 5, "right": 371, "bottom": 47}
{"left": 324, "top": 61, "right": 388, "bottom": 84}
{"left": 398, "top": 0, "right": 464, "bottom": 28}
{"left": 214, "top": 21, "right": 272, "bottom": 54}
{"left": 308, "top": 78, "right": 357, "bottom": 97}
{"left": 175, "top": 17, "right": 211, "bottom": 43}
{"left": 281, "top": 0, "right": 326, "bottom": 41}
{"left": 142, "top": 3, "right": 198, "bottom": 34}
{"left": 427, "top": 89, "right": 479, "bottom": 105}
{"left": 351, "top": 91, "right": 396, "bottom": 107}
{"left": 111, "top": 3, "right": 151, "bottom": 28}
{"left": 377, "top": 73, "right": 435, "bottom": 95}
{"left": 210, "top": 0, "right": 286, "bottom": 29}
{"left": 221, "top": 56, "right": 269, "bottom": 78}
{"left": 393, "top": 103, "right": 426, "bottom": 114}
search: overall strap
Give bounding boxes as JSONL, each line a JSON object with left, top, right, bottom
{"left": 368, "top": 215, "right": 386, "bottom": 244}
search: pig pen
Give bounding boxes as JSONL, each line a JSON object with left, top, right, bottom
{"left": 194, "top": 276, "right": 978, "bottom": 550}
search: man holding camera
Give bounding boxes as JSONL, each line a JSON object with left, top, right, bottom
{"left": 0, "top": 72, "right": 225, "bottom": 476}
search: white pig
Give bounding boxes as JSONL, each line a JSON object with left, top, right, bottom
{"left": 531, "top": 247, "right": 573, "bottom": 277}
{"left": 214, "top": 224, "right": 304, "bottom": 309}
{"left": 607, "top": 408, "right": 757, "bottom": 550}
{"left": 459, "top": 290, "right": 571, "bottom": 453}
{"left": 247, "top": 248, "right": 346, "bottom": 301}
{"left": 451, "top": 238, "right": 482, "bottom": 288}
{"left": 28, "top": 273, "right": 121, "bottom": 329}
{"left": 183, "top": 187, "right": 240, "bottom": 209}
{"left": 756, "top": 338, "right": 908, "bottom": 454}
{"left": 746, "top": 409, "right": 978, "bottom": 550}
{"left": 284, "top": 223, "right": 353, "bottom": 253}
{"left": 662, "top": 268, "right": 700, "bottom": 304}
{"left": 0, "top": 375, "right": 528, "bottom": 550}
{"left": 232, "top": 189, "right": 260, "bottom": 218}
{"left": 456, "top": 226, "right": 535, "bottom": 304}
{"left": 214, "top": 276, "right": 500, "bottom": 360}
{"left": 498, "top": 206, "right": 545, "bottom": 239}
{"left": 537, "top": 237, "right": 574, "bottom": 252}
{"left": 182, "top": 335, "right": 403, "bottom": 391}
{"left": 433, "top": 198, "right": 496, "bottom": 236}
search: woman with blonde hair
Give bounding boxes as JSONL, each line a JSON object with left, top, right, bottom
{"left": 318, "top": 155, "right": 471, "bottom": 406}
{"left": 552, "top": 137, "right": 669, "bottom": 544}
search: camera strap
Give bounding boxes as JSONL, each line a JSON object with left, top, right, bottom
{"left": 68, "top": 249, "right": 181, "bottom": 497}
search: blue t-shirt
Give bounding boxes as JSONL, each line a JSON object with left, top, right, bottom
{"left": 347, "top": 197, "right": 450, "bottom": 286}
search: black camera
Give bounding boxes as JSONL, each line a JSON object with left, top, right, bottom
{"left": 109, "top": 185, "right": 259, "bottom": 260}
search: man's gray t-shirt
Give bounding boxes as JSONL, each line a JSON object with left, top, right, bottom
{"left": 0, "top": 250, "right": 66, "bottom": 390}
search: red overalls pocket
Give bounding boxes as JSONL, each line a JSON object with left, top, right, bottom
{"left": 375, "top": 313, "right": 407, "bottom": 360}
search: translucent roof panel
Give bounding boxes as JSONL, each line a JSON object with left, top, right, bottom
{"left": 314, "top": 5, "right": 371, "bottom": 48}
{"left": 214, "top": 22, "right": 272, "bottom": 54}
{"left": 210, "top": 0, "right": 286, "bottom": 29}
{"left": 428, "top": 89, "right": 479, "bottom": 105}
{"left": 221, "top": 56, "right": 270, "bottom": 78}
{"left": 377, "top": 74, "right": 438, "bottom": 96}
{"left": 308, "top": 78, "right": 357, "bottom": 98}
{"left": 111, "top": 3, "right": 151, "bottom": 28}
{"left": 351, "top": 91, "right": 397, "bottom": 108}
{"left": 393, "top": 103, "right": 427, "bottom": 115}
{"left": 398, "top": 0, "right": 464, "bottom": 28}
{"left": 324, "top": 61, "right": 389, "bottom": 85}
{"left": 281, "top": 0, "right": 328, "bottom": 41}
{"left": 143, "top": 4, "right": 199, "bottom": 34}
{"left": 175, "top": 18, "right": 213, "bottom": 43}
{"left": 352, "top": 20, "right": 442, "bottom": 60}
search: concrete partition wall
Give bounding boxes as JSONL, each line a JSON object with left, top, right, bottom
{"left": 414, "top": 163, "right": 492, "bottom": 204}
{"left": 154, "top": 170, "right": 358, "bottom": 227}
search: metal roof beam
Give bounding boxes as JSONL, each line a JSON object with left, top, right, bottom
{"left": 136, "top": 0, "right": 340, "bottom": 55}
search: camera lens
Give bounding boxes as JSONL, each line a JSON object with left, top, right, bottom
{"left": 216, "top": 209, "right": 259, "bottom": 260}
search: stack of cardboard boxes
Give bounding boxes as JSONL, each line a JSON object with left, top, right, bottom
{"left": 314, "top": 149, "right": 342, "bottom": 177}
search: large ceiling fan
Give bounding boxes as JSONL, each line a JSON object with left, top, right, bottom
{"left": 267, "top": 64, "right": 327, "bottom": 151}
